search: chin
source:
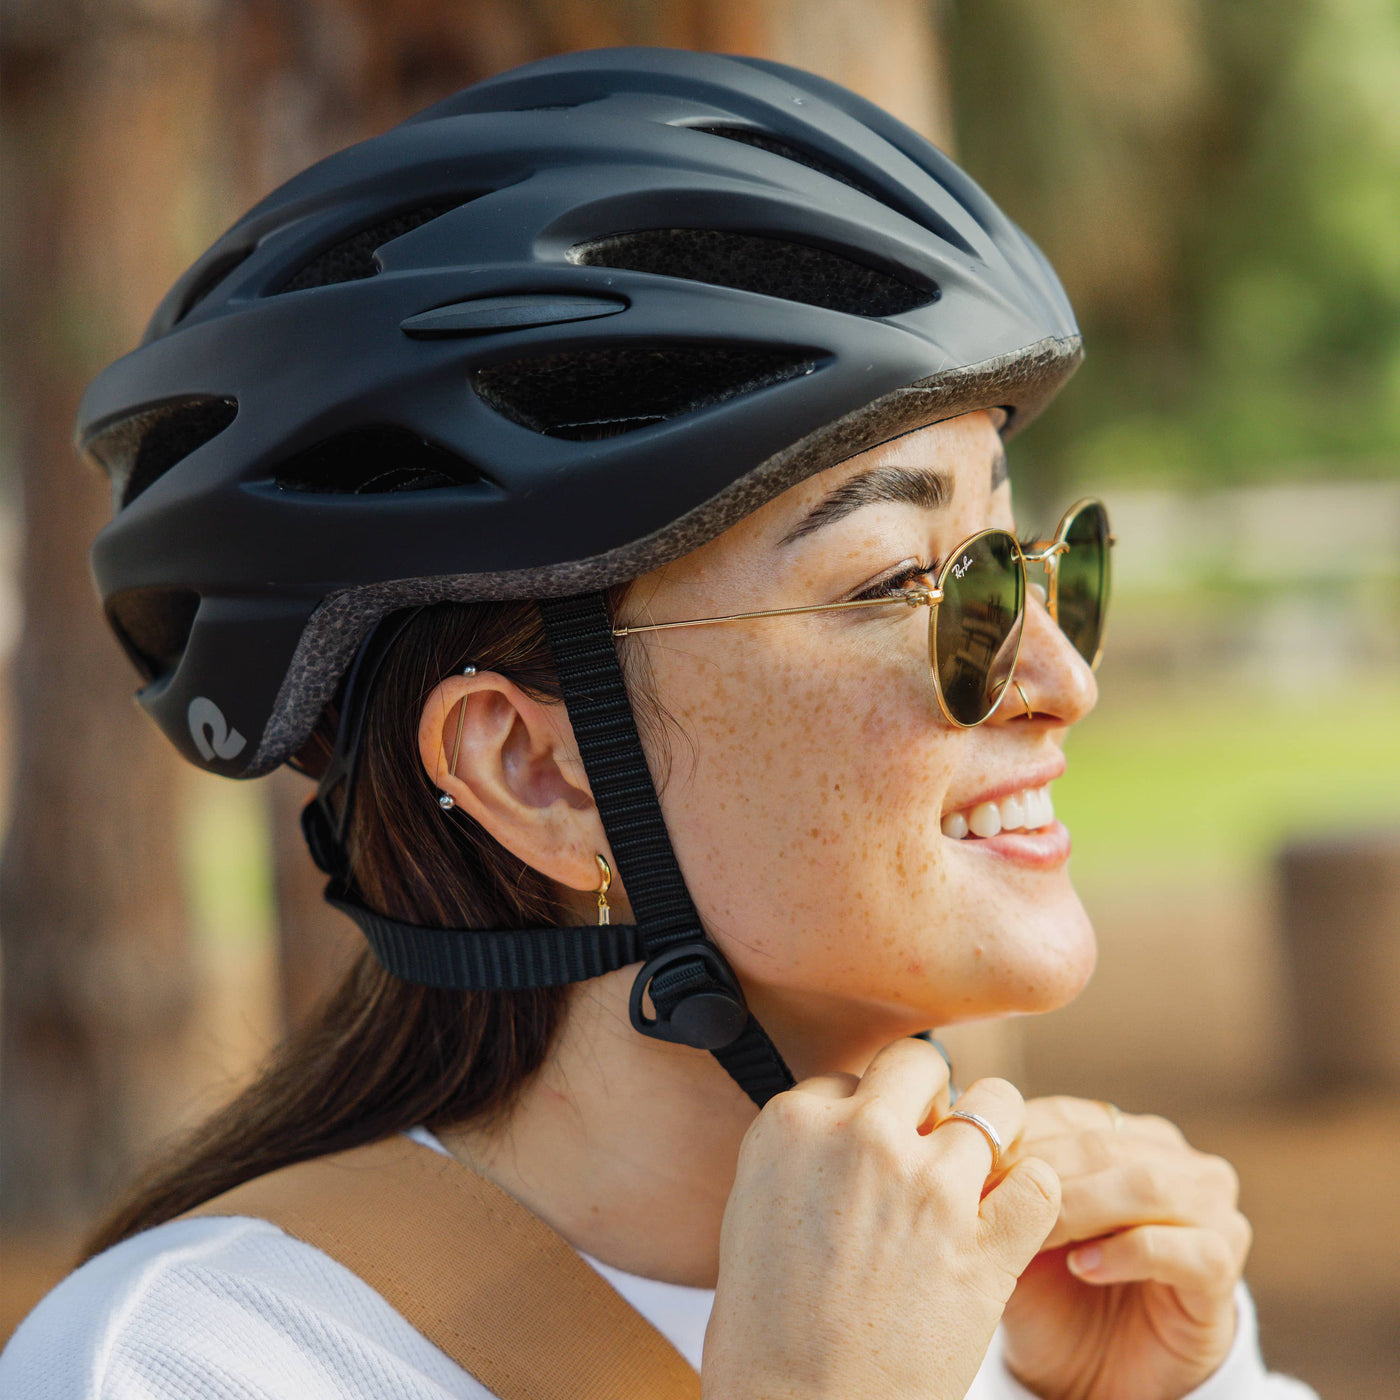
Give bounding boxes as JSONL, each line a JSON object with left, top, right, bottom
{"left": 994, "top": 897, "right": 1099, "bottom": 1014}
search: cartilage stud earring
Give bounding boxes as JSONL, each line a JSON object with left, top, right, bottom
{"left": 437, "top": 662, "right": 477, "bottom": 815}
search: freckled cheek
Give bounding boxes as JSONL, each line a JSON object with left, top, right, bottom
{"left": 653, "top": 639, "right": 955, "bottom": 937}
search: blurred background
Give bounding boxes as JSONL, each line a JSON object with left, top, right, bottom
{"left": 1, "top": 2, "right": 1397, "bottom": 1395}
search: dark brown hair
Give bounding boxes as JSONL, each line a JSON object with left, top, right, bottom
{"left": 84, "top": 595, "right": 652, "bottom": 1260}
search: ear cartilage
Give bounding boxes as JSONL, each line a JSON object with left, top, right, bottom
{"left": 443, "top": 662, "right": 479, "bottom": 795}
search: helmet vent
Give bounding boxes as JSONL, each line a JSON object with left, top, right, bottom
{"left": 475, "top": 345, "right": 815, "bottom": 440}
{"left": 693, "top": 124, "right": 891, "bottom": 203}
{"left": 271, "top": 424, "right": 484, "bottom": 493}
{"left": 86, "top": 396, "right": 239, "bottom": 509}
{"left": 106, "top": 587, "right": 201, "bottom": 682}
{"left": 172, "top": 245, "right": 256, "bottom": 325}
{"left": 277, "top": 198, "right": 472, "bottom": 294}
{"left": 691, "top": 125, "right": 976, "bottom": 257}
{"left": 570, "top": 229, "right": 937, "bottom": 317}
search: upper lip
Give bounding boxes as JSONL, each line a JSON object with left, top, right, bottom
{"left": 942, "top": 756, "right": 1067, "bottom": 817}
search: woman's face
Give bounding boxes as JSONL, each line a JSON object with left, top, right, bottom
{"left": 619, "top": 410, "right": 1099, "bottom": 1062}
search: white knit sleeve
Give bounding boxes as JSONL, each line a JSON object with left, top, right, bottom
{"left": 0, "top": 1216, "right": 495, "bottom": 1400}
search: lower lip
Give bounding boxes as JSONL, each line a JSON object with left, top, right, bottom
{"left": 945, "top": 820, "right": 1072, "bottom": 869}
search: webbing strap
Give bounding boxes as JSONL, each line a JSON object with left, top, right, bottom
{"left": 307, "top": 597, "right": 796, "bottom": 1106}
{"left": 182, "top": 1135, "right": 700, "bottom": 1400}
{"left": 329, "top": 885, "right": 645, "bottom": 988}
{"left": 539, "top": 593, "right": 796, "bottom": 1107}
{"left": 537, "top": 592, "right": 704, "bottom": 947}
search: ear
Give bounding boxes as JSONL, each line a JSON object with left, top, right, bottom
{"left": 418, "top": 671, "right": 616, "bottom": 901}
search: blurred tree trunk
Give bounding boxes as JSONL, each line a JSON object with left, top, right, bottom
{"left": 249, "top": 0, "right": 952, "bottom": 1029}
{"left": 0, "top": 9, "right": 222, "bottom": 1230}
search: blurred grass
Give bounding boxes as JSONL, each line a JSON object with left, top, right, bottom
{"left": 1059, "top": 677, "right": 1400, "bottom": 892}
{"left": 180, "top": 774, "right": 275, "bottom": 952}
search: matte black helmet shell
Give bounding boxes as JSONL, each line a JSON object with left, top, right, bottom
{"left": 79, "top": 46, "right": 1081, "bottom": 778}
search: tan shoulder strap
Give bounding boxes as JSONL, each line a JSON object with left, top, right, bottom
{"left": 182, "top": 1134, "right": 700, "bottom": 1400}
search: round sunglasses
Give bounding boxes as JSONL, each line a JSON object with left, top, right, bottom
{"left": 612, "top": 498, "right": 1114, "bottom": 728}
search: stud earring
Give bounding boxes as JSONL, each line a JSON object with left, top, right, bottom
{"left": 438, "top": 663, "right": 477, "bottom": 812}
{"left": 594, "top": 853, "right": 612, "bottom": 926}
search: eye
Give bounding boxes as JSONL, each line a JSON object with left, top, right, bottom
{"left": 853, "top": 560, "right": 936, "bottom": 602}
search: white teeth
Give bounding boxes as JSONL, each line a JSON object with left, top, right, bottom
{"left": 942, "top": 783, "right": 1056, "bottom": 840}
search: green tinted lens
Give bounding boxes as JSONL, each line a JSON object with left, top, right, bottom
{"left": 1057, "top": 501, "right": 1110, "bottom": 666}
{"left": 932, "top": 531, "right": 1026, "bottom": 726}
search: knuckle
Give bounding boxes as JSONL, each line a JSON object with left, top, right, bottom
{"left": 844, "top": 1101, "right": 904, "bottom": 1162}
{"left": 974, "top": 1076, "right": 1025, "bottom": 1105}
{"left": 1126, "top": 1160, "right": 1169, "bottom": 1209}
{"left": 1228, "top": 1210, "right": 1254, "bottom": 1262}
{"left": 1202, "top": 1153, "right": 1241, "bottom": 1203}
{"left": 760, "top": 1089, "right": 821, "bottom": 1138}
{"left": 1202, "top": 1232, "right": 1237, "bottom": 1284}
{"left": 1015, "top": 1155, "right": 1063, "bottom": 1216}
{"left": 1136, "top": 1228, "right": 1165, "bottom": 1268}
{"left": 1078, "top": 1128, "right": 1117, "bottom": 1171}
{"left": 1141, "top": 1113, "right": 1188, "bottom": 1145}
{"left": 905, "top": 1035, "right": 953, "bottom": 1077}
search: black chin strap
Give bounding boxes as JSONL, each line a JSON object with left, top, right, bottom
{"left": 302, "top": 594, "right": 796, "bottom": 1108}
{"left": 538, "top": 593, "right": 795, "bottom": 1106}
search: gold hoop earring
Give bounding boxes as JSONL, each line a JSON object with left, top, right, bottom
{"left": 594, "top": 853, "right": 612, "bottom": 926}
{"left": 438, "top": 664, "right": 477, "bottom": 811}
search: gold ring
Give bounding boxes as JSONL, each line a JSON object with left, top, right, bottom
{"left": 1095, "top": 1100, "right": 1124, "bottom": 1132}
{"left": 1014, "top": 681, "right": 1033, "bottom": 718}
{"left": 940, "top": 1109, "right": 1004, "bottom": 1174}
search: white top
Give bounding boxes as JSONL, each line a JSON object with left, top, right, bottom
{"left": 1, "top": 1128, "right": 1318, "bottom": 1400}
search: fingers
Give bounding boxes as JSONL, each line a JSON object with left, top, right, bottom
{"left": 979, "top": 1155, "right": 1061, "bottom": 1277}
{"left": 927, "top": 1077, "right": 1027, "bottom": 1181}
{"left": 850, "top": 1035, "right": 953, "bottom": 1130}
{"left": 1024, "top": 1095, "right": 1184, "bottom": 1148}
{"left": 790, "top": 1070, "right": 860, "bottom": 1102}
{"left": 1028, "top": 1134, "right": 1241, "bottom": 1252}
{"left": 1066, "top": 1219, "right": 1253, "bottom": 1313}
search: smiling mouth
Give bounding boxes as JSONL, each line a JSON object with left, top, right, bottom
{"left": 940, "top": 783, "right": 1055, "bottom": 840}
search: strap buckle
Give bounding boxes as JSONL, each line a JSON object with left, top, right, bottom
{"left": 629, "top": 942, "right": 749, "bottom": 1050}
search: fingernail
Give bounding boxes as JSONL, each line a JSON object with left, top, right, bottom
{"left": 1068, "top": 1244, "right": 1102, "bottom": 1275}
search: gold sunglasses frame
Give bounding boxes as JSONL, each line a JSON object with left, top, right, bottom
{"left": 1018, "top": 497, "right": 1115, "bottom": 672}
{"left": 612, "top": 527, "right": 1029, "bottom": 730}
{"left": 611, "top": 499, "right": 1114, "bottom": 727}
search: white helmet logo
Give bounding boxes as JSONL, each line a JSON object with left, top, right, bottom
{"left": 187, "top": 697, "right": 247, "bottom": 763}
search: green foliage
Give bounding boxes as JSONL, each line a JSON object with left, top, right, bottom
{"left": 1057, "top": 678, "right": 1400, "bottom": 892}
{"left": 946, "top": 0, "right": 1400, "bottom": 497}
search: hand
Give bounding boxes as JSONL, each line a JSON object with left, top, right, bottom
{"left": 703, "top": 1039, "right": 1062, "bottom": 1400}
{"left": 999, "top": 1096, "right": 1253, "bottom": 1400}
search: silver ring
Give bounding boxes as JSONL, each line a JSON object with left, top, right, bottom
{"left": 940, "top": 1109, "right": 1004, "bottom": 1174}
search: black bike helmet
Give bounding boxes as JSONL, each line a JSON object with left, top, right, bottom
{"left": 79, "top": 47, "right": 1082, "bottom": 1106}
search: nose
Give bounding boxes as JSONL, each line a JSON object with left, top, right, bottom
{"left": 1001, "top": 585, "right": 1097, "bottom": 727}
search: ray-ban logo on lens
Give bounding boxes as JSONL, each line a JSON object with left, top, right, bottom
{"left": 952, "top": 554, "right": 975, "bottom": 579}
{"left": 188, "top": 697, "right": 247, "bottom": 763}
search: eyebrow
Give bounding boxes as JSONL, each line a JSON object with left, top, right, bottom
{"left": 779, "top": 465, "right": 955, "bottom": 546}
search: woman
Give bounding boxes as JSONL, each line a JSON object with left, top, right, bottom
{"left": 2, "top": 47, "right": 1312, "bottom": 1400}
